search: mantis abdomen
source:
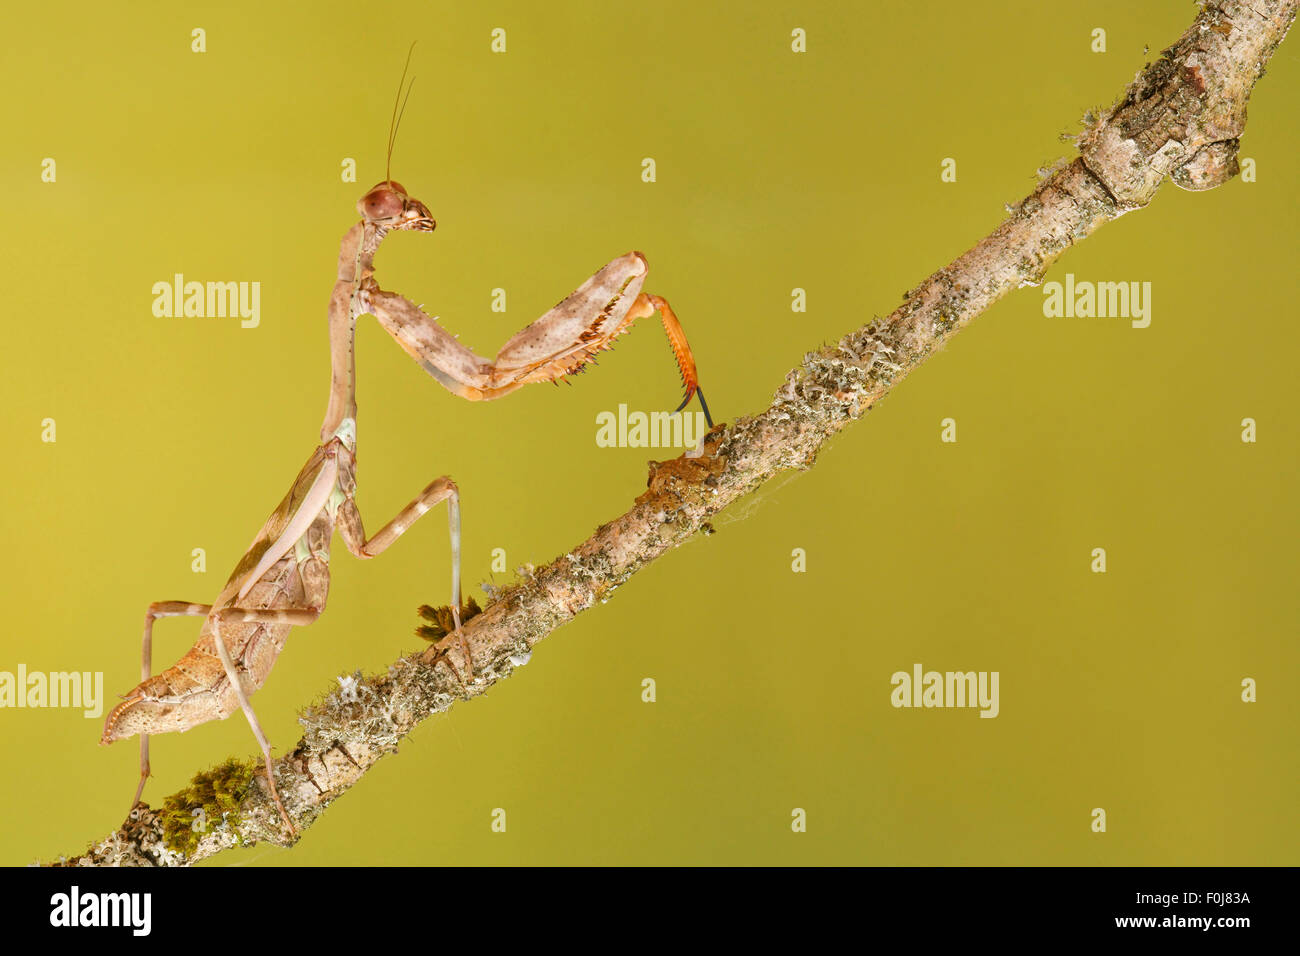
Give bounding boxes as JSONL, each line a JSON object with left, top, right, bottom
{"left": 101, "top": 453, "right": 339, "bottom": 743}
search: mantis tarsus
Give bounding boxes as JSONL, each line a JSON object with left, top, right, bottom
{"left": 99, "top": 71, "right": 714, "bottom": 838}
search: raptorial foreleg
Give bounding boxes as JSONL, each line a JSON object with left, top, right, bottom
{"left": 364, "top": 252, "right": 711, "bottom": 423}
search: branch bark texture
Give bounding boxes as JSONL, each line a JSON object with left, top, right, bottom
{"left": 55, "top": 0, "right": 1296, "bottom": 866}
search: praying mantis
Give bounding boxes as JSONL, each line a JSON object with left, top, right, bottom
{"left": 98, "top": 67, "right": 714, "bottom": 837}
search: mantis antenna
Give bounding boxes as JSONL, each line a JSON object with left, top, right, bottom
{"left": 387, "top": 42, "right": 417, "bottom": 186}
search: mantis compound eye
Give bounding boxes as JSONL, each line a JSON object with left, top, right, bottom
{"left": 358, "top": 185, "right": 406, "bottom": 221}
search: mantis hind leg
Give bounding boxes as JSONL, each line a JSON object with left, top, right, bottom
{"left": 132, "top": 601, "right": 212, "bottom": 812}
{"left": 208, "top": 612, "right": 300, "bottom": 838}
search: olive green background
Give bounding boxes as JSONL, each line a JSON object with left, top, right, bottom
{"left": 2, "top": 0, "right": 1295, "bottom": 866}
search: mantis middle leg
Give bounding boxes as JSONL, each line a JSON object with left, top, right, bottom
{"left": 335, "top": 476, "right": 470, "bottom": 677}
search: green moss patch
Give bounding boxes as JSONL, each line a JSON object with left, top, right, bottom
{"left": 159, "top": 758, "right": 255, "bottom": 855}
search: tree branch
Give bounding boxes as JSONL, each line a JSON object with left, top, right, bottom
{"left": 53, "top": 0, "right": 1296, "bottom": 866}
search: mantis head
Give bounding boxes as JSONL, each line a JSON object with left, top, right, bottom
{"left": 358, "top": 180, "right": 435, "bottom": 232}
{"left": 361, "top": 46, "right": 433, "bottom": 233}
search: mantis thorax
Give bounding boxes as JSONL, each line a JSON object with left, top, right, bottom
{"left": 330, "top": 417, "right": 358, "bottom": 452}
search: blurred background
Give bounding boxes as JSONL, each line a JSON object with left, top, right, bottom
{"left": 2, "top": 0, "right": 1295, "bottom": 865}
